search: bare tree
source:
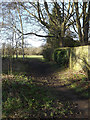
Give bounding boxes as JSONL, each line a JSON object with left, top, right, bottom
{"left": 17, "top": 4, "right": 24, "bottom": 60}
{"left": 13, "top": 1, "right": 75, "bottom": 47}
{"left": 2, "top": 43, "right": 5, "bottom": 58}
{"left": 74, "top": 1, "right": 90, "bottom": 45}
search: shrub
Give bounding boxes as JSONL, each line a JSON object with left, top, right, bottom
{"left": 42, "top": 47, "right": 54, "bottom": 61}
{"left": 53, "top": 48, "right": 70, "bottom": 67}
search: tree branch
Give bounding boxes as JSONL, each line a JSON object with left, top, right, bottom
{"left": 22, "top": 32, "right": 55, "bottom": 38}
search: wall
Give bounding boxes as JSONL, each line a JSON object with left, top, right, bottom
{"left": 70, "top": 45, "right": 90, "bottom": 78}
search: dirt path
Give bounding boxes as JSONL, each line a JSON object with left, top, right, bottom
{"left": 25, "top": 58, "right": 89, "bottom": 118}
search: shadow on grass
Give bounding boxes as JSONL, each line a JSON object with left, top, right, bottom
{"left": 65, "top": 78, "right": 89, "bottom": 99}
{"left": 2, "top": 57, "right": 65, "bottom": 77}
{"left": 2, "top": 75, "right": 80, "bottom": 119}
{"left": 2, "top": 57, "right": 89, "bottom": 100}
{"left": 2, "top": 57, "right": 89, "bottom": 118}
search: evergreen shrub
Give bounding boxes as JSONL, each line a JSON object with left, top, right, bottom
{"left": 53, "top": 48, "right": 70, "bottom": 67}
{"left": 42, "top": 47, "right": 54, "bottom": 61}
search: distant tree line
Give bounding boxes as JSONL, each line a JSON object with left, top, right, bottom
{"left": 2, "top": 43, "right": 43, "bottom": 58}
{"left": 1, "top": 1, "right": 90, "bottom": 61}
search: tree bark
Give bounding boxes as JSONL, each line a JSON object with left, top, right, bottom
{"left": 84, "top": 2, "right": 90, "bottom": 45}
{"left": 74, "top": 2, "right": 83, "bottom": 45}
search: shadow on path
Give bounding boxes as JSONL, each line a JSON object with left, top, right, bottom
{"left": 21, "top": 58, "right": 89, "bottom": 118}
{"left": 3, "top": 57, "right": 89, "bottom": 118}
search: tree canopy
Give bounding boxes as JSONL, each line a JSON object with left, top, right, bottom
{"left": 1, "top": 1, "right": 90, "bottom": 50}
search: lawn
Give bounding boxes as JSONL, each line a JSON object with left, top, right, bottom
{"left": 13, "top": 55, "right": 44, "bottom": 59}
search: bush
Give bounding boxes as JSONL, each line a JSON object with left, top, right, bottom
{"left": 42, "top": 47, "right": 54, "bottom": 61}
{"left": 53, "top": 48, "right": 70, "bottom": 67}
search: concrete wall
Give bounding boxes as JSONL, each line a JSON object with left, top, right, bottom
{"left": 70, "top": 45, "right": 90, "bottom": 77}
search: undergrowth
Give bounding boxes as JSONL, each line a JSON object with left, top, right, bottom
{"left": 68, "top": 73, "right": 89, "bottom": 98}
{"left": 2, "top": 74, "right": 79, "bottom": 119}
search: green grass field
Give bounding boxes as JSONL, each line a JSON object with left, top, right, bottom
{"left": 13, "top": 55, "right": 44, "bottom": 59}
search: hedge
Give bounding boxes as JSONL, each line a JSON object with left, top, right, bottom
{"left": 42, "top": 47, "right": 54, "bottom": 61}
{"left": 53, "top": 47, "right": 70, "bottom": 67}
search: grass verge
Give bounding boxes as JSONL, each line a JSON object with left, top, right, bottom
{"left": 58, "top": 70, "right": 89, "bottom": 99}
{"left": 68, "top": 72, "right": 89, "bottom": 98}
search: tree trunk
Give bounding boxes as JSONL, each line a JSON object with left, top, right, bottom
{"left": 16, "top": 41, "right": 18, "bottom": 59}
{"left": 84, "top": 2, "right": 90, "bottom": 45}
{"left": 15, "top": 32, "right": 18, "bottom": 59}
{"left": 62, "top": 1, "right": 64, "bottom": 22}
{"left": 22, "top": 46, "right": 24, "bottom": 60}
{"left": 83, "top": 2, "right": 89, "bottom": 45}
{"left": 75, "top": 2, "right": 83, "bottom": 45}
{"left": 17, "top": 5, "right": 24, "bottom": 60}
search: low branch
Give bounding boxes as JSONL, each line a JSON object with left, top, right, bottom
{"left": 12, "top": 23, "right": 53, "bottom": 38}
{"left": 21, "top": 32, "right": 55, "bottom": 38}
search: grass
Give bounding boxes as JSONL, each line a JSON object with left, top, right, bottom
{"left": 58, "top": 70, "right": 89, "bottom": 99}
{"left": 2, "top": 74, "right": 77, "bottom": 119}
{"left": 68, "top": 73, "right": 89, "bottom": 98}
{"left": 2, "top": 56, "right": 89, "bottom": 118}
{"left": 13, "top": 55, "right": 44, "bottom": 59}
{"left": 2, "top": 55, "right": 43, "bottom": 74}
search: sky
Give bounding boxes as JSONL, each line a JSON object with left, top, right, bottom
{"left": 1, "top": 1, "right": 89, "bottom": 48}
{"left": 0, "top": 2, "right": 47, "bottom": 48}
{"left": 0, "top": 0, "right": 85, "bottom": 3}
{"left": 27, "top": 39, "right": 45, "bottom": 47}
{"left": 25, "top": 35, "right": 46, "bottom": 47}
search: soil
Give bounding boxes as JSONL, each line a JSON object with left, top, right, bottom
{"left": 24, "top": 58, "right": 89, "bottom": 119}
{"left": 3, "top": 58, "right": 89, "bottom": 118}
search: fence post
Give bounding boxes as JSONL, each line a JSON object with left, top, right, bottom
{"left": 88, "top": 46, "right": 90, "bottom": 80}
